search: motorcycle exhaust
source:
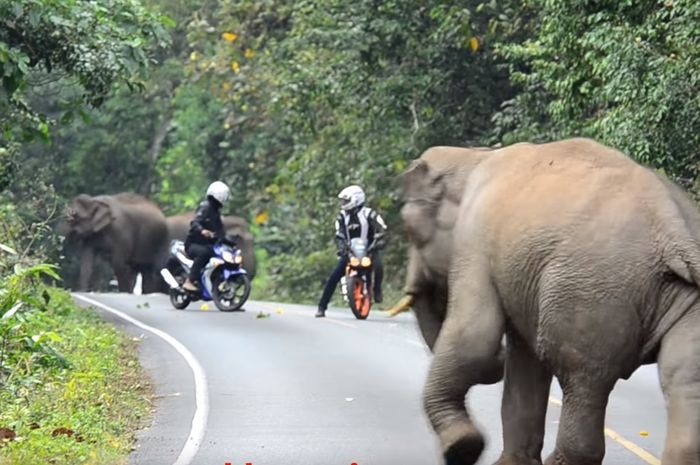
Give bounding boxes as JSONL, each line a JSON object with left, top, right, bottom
{"left": 160, "top": 268, "right": 180, "bottom": 289}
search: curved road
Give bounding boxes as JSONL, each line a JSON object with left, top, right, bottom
{"left": 74, "top": 293, "right": 666, "bottom": 465}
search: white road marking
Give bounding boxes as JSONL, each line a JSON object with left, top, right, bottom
{"left": 73, "top": 294, "right": 209, "bottom": 465}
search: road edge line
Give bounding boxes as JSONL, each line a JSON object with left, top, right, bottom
{"left": 73, "top": 293, "right": 210, "bottom": 465}
{"left": 548, "top": 396, "right": 660, "bottom": 465}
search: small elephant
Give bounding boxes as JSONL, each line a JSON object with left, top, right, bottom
{"left": 398, "top": 138, "right": 700, "bottom": 465}
{"left": 60, "top": 193, "right": 169, "bottom": 294}
{"left": 165, "top": 212, "right": 257, "bottom": 279}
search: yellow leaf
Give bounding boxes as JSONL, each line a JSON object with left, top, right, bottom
{"left": 639, "top": 431, "right": 649, "bottom": 437}
{"left": 265, "top": 183, "right": 280, "bottom": 194}
{"left": 244, "top": 48, "right": 256, "bottom": 59}
{"left": 200, "top": 303, "right": 209, "bottom": 311}
{"left": 222, "top": 32, "right": 238, "bottom": 42}
{"left": 221, "top": 82, "right": 231, "bottom": 92}
{"left": 231, "top": 61, "right": 240, "bottom": 73}
{"left": 189, "top": 51, "right": 198, "bottom": 61}
{"left": 469, "top": 36, "right": 479, "bottom": 52}
{"left": 255, "top": 211, "right": 270, "bottom": 225}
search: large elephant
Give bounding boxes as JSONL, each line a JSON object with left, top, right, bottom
{"left": 396, "top": 138, "right": 700, "bottom": 465}
{"left": 61, "top": 193, "right": 169, "bottom": 294}
{"left": 165, "top": 212, "right": 257, "bottom": 279}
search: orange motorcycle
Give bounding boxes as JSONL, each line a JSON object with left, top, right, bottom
{"left": 340, "top": 238, "right": 373, "bottom": 319}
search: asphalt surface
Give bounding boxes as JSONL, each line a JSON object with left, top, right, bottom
{"left": 75, "top": 293, "right": 666, "bottom": 465}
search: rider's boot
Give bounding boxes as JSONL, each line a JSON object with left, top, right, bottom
{"left": 315, "top": 307, "right": 326, "bottom": 318}
{"left": 374, "top": 286, "right": 383, "bottom": 304}
{"left": 183, "top": 278, "right": 198, "bottom": 292}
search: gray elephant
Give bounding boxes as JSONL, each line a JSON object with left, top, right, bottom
{"left": 396, "top": 138, "right": 700, "bottom": 465}
{"left": 61, "top": 193, "right": 169, "bottom": 293}
{"left": 165, "top": 212, "right": 257, "bottom": 279}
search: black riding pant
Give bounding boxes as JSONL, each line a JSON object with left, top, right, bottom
{"left": 318, "top": 252, "right": 383, "bottom": 311}
{"left": 186, "top": 243, "right": 215, "bottom": 283}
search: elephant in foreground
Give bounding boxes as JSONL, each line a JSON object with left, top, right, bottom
{"left": 395, "top": 138, "right": 700, "bottom": 465}
{"left": 165, "top": 212, "right": 257, "bottom": 279}
{"left": 61, "top": 193, "right": 169, "bottom": 293}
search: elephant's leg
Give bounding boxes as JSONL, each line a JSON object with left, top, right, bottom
{"left": 658, "top": 308, "right": 700, "bottom": 465}
{"left": 544, "top": 376, "right": 613, "bottom": 465}
{"left": 423, "top": 270, "right": 505, "bottom": 465}
{"left": 495, "top": 331, "right": 552, "bottom": 465}
{"left": 113, "top": 262, "right": 137, "bottom": 293}
{"left": 78, "top": 246, "right": 95, "bottom": 291}
{"left": 138, "top": 265, "right": 158, "bottom": 294}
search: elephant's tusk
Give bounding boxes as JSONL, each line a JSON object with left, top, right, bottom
{"left": 386, "top": 294, "right": 414, "bottom": 317}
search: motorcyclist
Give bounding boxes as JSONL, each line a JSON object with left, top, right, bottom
{"left": 182, "top": 181, "right": 230, "bottom": 291}
{"left": 316, "top": 185, "right": 387, "bottom": 318}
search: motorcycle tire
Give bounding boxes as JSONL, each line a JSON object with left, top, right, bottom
{"left": 347, "top": 274, "right": 371, "bottom": 320}
{"left": 170, "top": 288, "right": 191, "bottom": 310}
{"left": 213, "top": 273, "right": 251, "bottom": 312}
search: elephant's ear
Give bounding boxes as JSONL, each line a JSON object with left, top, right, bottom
{"left": 402, "top": 160, "right": 429, "bottom": 196}
{"left": 402, "top": 159, "right": 445, "bottom": 202}
{"left": 91, "top": 199, "right": 114, "bottom": 232}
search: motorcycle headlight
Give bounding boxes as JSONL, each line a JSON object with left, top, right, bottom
{"left": 350, "top": 256, "right": 360, "bottom": 267}
{"left": 361, "top": 256, "right": 372, "bottom": 267}
{"left": 234, "top": 254, "right": 243, "bottom": 264}
{"left": 222, "top": 251, "right": 235, "bottom": 263}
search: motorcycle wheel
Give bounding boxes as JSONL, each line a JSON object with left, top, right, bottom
{"left": 212, "top": 273, "right": 251, "bottom": 312}
{"left": 347, "top": 274, "right": 371, "bottom": 320}
{"left": 170, "top": 288, "right": 191, "bottom": 310}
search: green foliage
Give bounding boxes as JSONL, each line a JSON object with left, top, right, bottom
{"left": 495, "top": 0, "right": 700, "bottom": 190}
{"left": 0, "top": 147, "right": 149, "bottom": 465}
{"left": 4, "top": 0, "right": 700, "bottom": 302}
{"left": 159, "top": 0, "right": 512, "bottom": 300}
{"left": 0, "top": 0, "right": 171, "bottom": 142}
{"left": 0, "top": 288, "right": 150, "bottom": 465}
{"left": 0, "top": 184, "right": 64, "bottom": 275}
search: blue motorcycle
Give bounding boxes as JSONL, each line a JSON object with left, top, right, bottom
{"left": 160, "top": 237, "right": 251, "bottom": 311}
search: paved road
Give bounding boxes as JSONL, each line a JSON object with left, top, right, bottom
{"left": 74, "top": 293, "right": 666, "bottom": 465}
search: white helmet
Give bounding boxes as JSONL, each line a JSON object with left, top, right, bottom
{"left": 206, "top": 181, "right": 230, "bottom": 204}
{"left": 338, "top": 185, "right": 365, "bottom": 211}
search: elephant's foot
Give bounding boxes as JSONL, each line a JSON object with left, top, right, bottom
{"left": 440, "top": 422, "right": 484, "bottom": 465}
{"left": 544, "top": 449, "right": 600, "bottom": 465}
{"left": 543, "top": 451, "right": 564, "bottom": 465}
{"left": 494, "top": 453, "right": 542, "bottom": 465}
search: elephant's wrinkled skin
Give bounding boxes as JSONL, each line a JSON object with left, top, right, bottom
{"left": 61, "top": 193, "right": 169, "bottom": 293}
{"left": 399, "top": 138, "right": 700, "bottom": 465}
{"left": 165, "top": 212, "right": 257, "bottom": 279}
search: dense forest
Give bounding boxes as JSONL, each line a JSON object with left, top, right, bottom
{"left": 1, "top": 0, "right": 699, "bottom": 302}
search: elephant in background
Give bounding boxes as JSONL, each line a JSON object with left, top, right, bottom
{"left": 60, "top": 193, "right": 169, "bottom": 293}
{"left": 165, "top": 212, "right": 257, "bottom": 279}
{"left": 396, "top": 138, "right": 700, "bottom": 465}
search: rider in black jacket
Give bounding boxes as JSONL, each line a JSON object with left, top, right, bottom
{"left": 316, "top": 185, "right": 388, "bottom": 317}
{"left": 183, "top": 181, "right": 230, "bottom": 291}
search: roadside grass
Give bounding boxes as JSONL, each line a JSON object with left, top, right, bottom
{"left": 0, "top": 288, "right": 152, "bottom": 465}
